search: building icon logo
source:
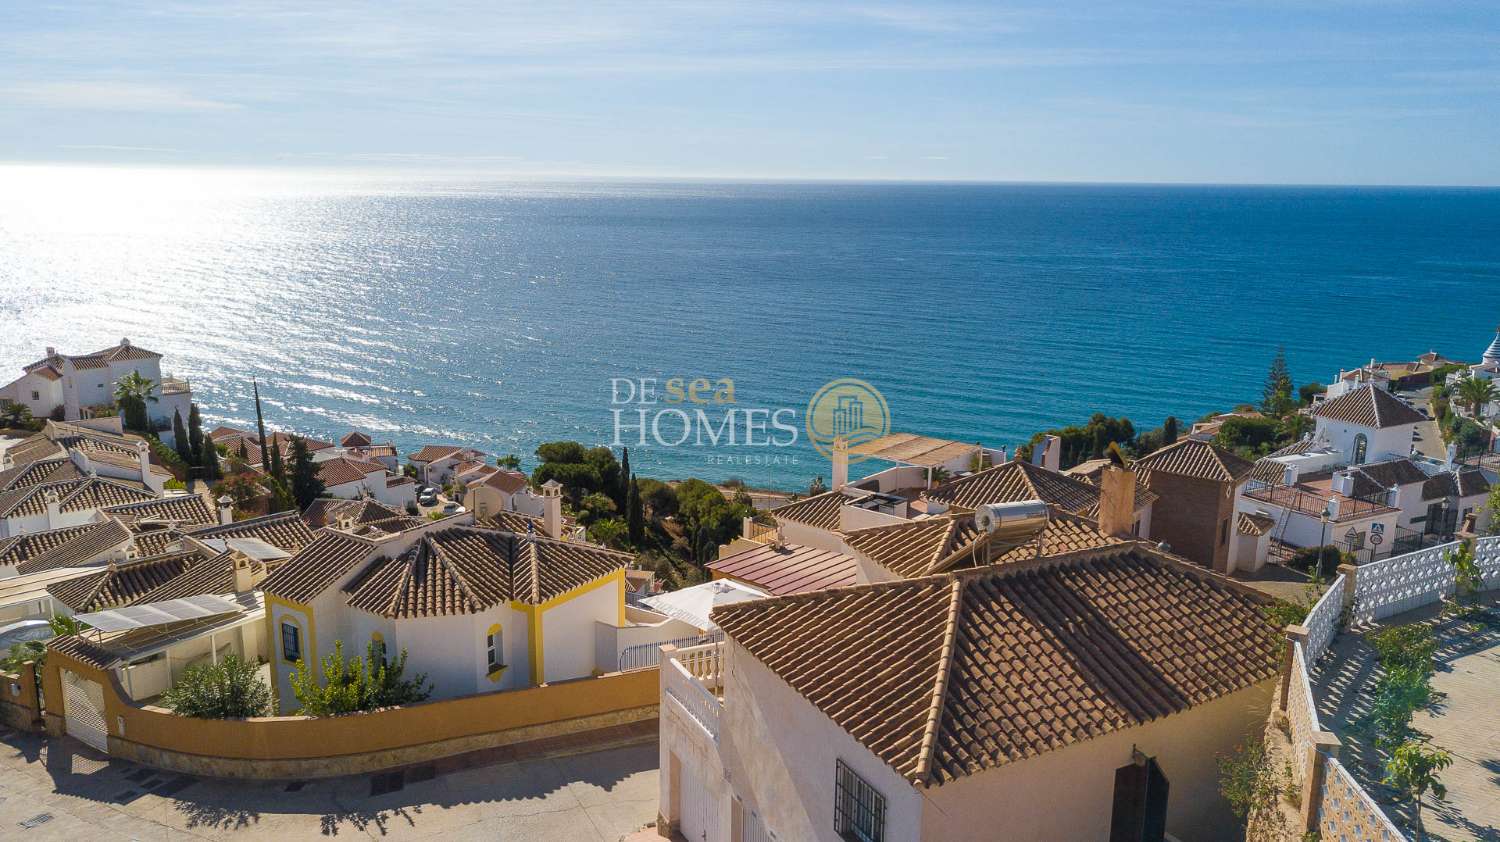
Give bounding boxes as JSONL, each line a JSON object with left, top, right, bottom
{"left": 806, "top": 378, "right": 889, "bottom": 462}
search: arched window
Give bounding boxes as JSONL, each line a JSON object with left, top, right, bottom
{"left": 486, "top": 623, "right": 505, "bottom": 680}
{"left": 1353, "top": 433, "right": 1368, "bottom": 465}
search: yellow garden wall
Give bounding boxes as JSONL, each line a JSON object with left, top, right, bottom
{"left": 43, "top": 649, "right": 658, "bottom": 779}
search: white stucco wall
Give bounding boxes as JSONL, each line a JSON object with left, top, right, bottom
{"left": 1314, "top": 418, "right": 1415, "bottom": 464}
{"left": 919, "top": 680, "right": 1274, "bottom": 841}
{"left": 541, "top": 575, "right": 622, "bottom": 683}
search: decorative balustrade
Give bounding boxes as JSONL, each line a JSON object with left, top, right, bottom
{"left": 1475, "top": 535, "right": 1500, "bottom": 590}
{"left": 674, "top": 641, "right": 725, "bottom": 689}
{"left": 1285, "top": 642, "right": 1321, "bottom": 788}
{"left": 663, "top": 643, "right": 723, "bottom": 741}
{"left": 1351, "top": 540, "right": 1460, "bottom": 624}
{"left": 1303, "top": 573, "right": 1344, "bottom": 666}
{"left": 1319, "top": 756, "right": 1407, "bottom": 841}
{"left": 618, "top": 632, "right": 723, "bottom": 672}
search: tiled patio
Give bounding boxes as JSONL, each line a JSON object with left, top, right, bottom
{"left": 1314, "top": 599, "right": 1500, "bottom": 841}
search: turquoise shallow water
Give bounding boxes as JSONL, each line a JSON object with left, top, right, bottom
{"left": 2, "top": 169, "right": 1498, "bottom": 490}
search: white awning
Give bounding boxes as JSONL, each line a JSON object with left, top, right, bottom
{"left": 641, "top": 579, "right": 769, "bottom": 631}
{"left": 75, "top": 594, "right": 244, "bottom": 633}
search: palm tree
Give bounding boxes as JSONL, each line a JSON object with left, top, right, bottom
{"left": 1457, "top": 376, "right": 1497, "bottom": 419}
{"left": 928, "top": 466, "right": 952, "bottom": 487}
{"left": 113, "top": 371, "right": 158, "bottom": 432}
{"left": 1, "top": 402, "right": 32, "bottom": 430}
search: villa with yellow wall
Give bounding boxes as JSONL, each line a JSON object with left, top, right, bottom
{"left": 260, "top": 512, "right": 633, "bottom": 711}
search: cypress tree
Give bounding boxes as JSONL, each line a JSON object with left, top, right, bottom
{"left": 237, "top": 439, "right": 248, "bottom": 460}
{"left": 268, "top": 441, "right": 285, "bottom": 483}
{"left": 201, "top": 438, "right": 222, "bottom": 482}
{"left": 618, "top": 447, "right": 631, "bottom": 509}
{"left": 172, "top": 410, "right": 192, "bottom": 464}
{"left": 252, "top": 378, "right": 271, "bottom": 473}
{"left": 187, "top": 403, "right": 205, "bottom": 466}
{"left": 627, "top": 475, "right": 644, "bottom": 546}
{"left": 1163, "top": 415, "right": 1179, "bottom": 445}
{"left": 289, "top": 436, "right": 324, "bottom": 510}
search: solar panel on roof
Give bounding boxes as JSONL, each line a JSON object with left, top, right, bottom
{"left": 74, "top": 594, "right": 243, "bottom": 632}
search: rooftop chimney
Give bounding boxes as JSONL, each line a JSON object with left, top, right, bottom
{"left": 1034, "top": 435, "right": 1062, "bottom": 472}
{"left": 541, "top": 478, "right": 564, "bottom": 539}
{"left": 831, "top": 436, "right": 849, "bottom": 491}
{"left": 1097, "top": 463, "right": 1137, "bottom": 539}
{"left": 218, "top": 494, "right": 234, "bottom": 525}
{"left": 45, "top": 346, "right": 56, "bottom": 357}
{"left": 44, "top": 490, "right": 62, "bottom": 528}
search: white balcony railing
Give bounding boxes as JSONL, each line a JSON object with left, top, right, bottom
{"left": 663, "top": 643, "right": 723, "bottom": 741}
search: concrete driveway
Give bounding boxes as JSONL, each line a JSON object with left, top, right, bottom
{"left": 0, "top": 725, "right": 659, "bottom": 840}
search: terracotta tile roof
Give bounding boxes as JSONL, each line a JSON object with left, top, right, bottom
{"left": 344, "top": 526, "right": 630, "bottom": 617}
{"left": 1, "top": 478, "right": 156, "bottom": 519}
{"left": 1267, "top": 438, "right": 1318, "bottom": 458}
{"left": 386, "top": 474, "right": 416, "bottom": 488}
{"left": 210, "top": 426, "right": 254, "bottom": 442}
{"left": 409, "top": 445, "right": 463, "bottom": 463}
{"left": 46, "top": 549, "right": 203, "bottom": 612}
{"left": 708, "top": 543, "right": 861, "bottom": 595}
{"left": 130, "top": 526, "right": 184, "bottom": 558}
{"left": 1422, "top": 469, "right": 1491, "bottom": 501}
{"left": 0, "top": 520, "right": 130, "bottom": 574}
{"left": 845, "top": 516, "right": 982, "bottom": 579}
{"left": 845, "top": 510, "right": 1123, "bottom": 578}
{"left": 473, "top": 469, "right": 529, "bottom": 495}
{"left": 87, "top": 341, "right": 162, "bottom": 362}
{"left": 134, "top": 550, "right": 238, "bottom": 602}
{"left": 1310, "top": 385, "right": 1426, "bottom": 429}
{"left": 103, "top": 494, "right": 215, "bottom": 526}
{"left": 1249, "top": 458, "right": 1289, "bottom": 487}
{"left": 1135, "top": 439, "right": 1254, "bottom": 483}
{"left": 1350, "top": 458, "right": 1430, "bottom": 491}
{"left": 340, "top": 431, "right": 373, "bottom": 448}
{"left": 15, "top": 519, "right": 133, "bottom": 575}
{"left": 258, "top": 530, "right": 378, "bottom": 604}
{"left": 1237, "top": 512, "right": 1275, "bottom": 537}
{"left": 316, "top": 457, "right": 386, "bottom": 487}
{"left": 2, "top": 433, "right": 65, "bottom": 468}
{"left": 712, "top": 545, "right": 1281, "bottom": 787}
{"left": 769, "top": 489, "right": 872, "bottom": 531}
{"left": 922, "top": 459, "right": 1156, "bottom": 516}
{"left": 186, "top": 511, "right": 317, "bottom": 553}
{"left": 475, "top": 510, "right": 545, "bottom": 533}
{"left": 0, "top": 458, "right": 83, "bottom": 491}
{"left": 303, "top": 498, "right": 405, "bottom": 528}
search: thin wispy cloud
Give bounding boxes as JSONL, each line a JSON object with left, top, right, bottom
{"left": 5, "top": 81, "right": 239, "bottom": 112}
{"left": 0, "top": 1, "right": 1495, "bottom": 183}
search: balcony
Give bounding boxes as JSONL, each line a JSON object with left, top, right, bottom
{"left": 661, "top": 641, "right": 724, "bottom": 741}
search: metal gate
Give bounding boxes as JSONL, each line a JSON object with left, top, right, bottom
{"left": 679, "top": 761, "right": 713, "bottom": 842}
{"left": 61, "top": 669, "right": 109, "bottom": 753}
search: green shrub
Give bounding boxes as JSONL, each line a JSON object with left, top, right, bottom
{"left": 290, "top": 640, "right": 430, "bottom": 716}
{"left": 1368, "top": 624, "right": 1437, "bottom": 675}
{"left": 1288, "top": 545, "right": 1346, "bottom": 578}
{"left": 161, "top": 654, "right": 272, "bottom": 719}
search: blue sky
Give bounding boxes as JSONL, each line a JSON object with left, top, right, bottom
{"left": 2, "top": 1, "right": 1498, "bottom": 183}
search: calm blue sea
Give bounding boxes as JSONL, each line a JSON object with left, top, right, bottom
{"left": 2, "top": 169, "right": 1498, "bottom": 490}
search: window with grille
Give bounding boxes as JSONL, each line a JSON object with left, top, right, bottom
{"left": 486, "top": 627, "right": 504, "bottom": 673}
{"left": 834, "top": 759, "right": 885, "bottom": 842}
{"left": 281, "top": 622, "right": 301, "bottom": 662}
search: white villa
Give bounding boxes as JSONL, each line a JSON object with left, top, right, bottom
{"left": 1242, "top": 384, "right": 1492, "bottom": 556}
{"left": 657, "top": 542, "right": 1281, "bottom": 842}
{"left": 408, "top": 444, "right": 489, "bottom": 487}
{"left": 0, "top": 339, "right": 191, "bottom": 432}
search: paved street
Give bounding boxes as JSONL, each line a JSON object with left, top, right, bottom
{"left": 0, "top": 726, "right": 659, "bottom": 841}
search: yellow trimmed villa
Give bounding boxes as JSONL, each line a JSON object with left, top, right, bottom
{"left": 260, "top": 513, "right": 633, "bottom": 710}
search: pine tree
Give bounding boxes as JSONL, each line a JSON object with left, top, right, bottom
{"left": 187, "top": 403, "right": 205, "bottom": 466}
{"left": 627, "top": 475, "right": 644, "bottom": 546}
{"left": 289, "top": 436, "right": 324, "bottom": 510}
{"left": 1163, "top": 416, "right": 1179, "bottom": 445}
{"left": 172, "top": 410, "right": 192, "bottom": 464}
{"left": 1263, "top": 347, "right": 1294, "bottom": 416}
{"left": 252, "top": 378, "right": 271, "bottom": 473}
